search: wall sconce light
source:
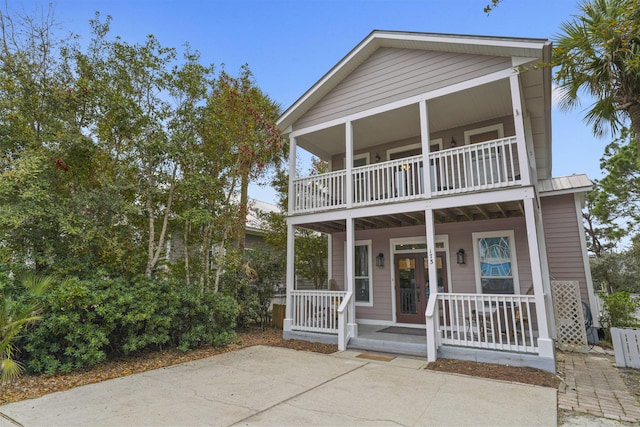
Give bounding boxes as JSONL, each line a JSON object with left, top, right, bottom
{"left": 376, "top": 252, "right": 384, "bottom": 267}
{"left": 450, "top": 136, "right": 457, "bottom": 148}
{"left": 456, "top": 248, "right": 465, "bottom": 265}
{"left": 375, "top": 152, "right": 381, "bottom": 162}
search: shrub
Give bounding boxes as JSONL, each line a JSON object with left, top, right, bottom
{"left": 172, "top": 289, "right": 238, "bottom": 351}
{"left": 23, "top": 277, "right": 112, "bottom": 374}
{"left": 21, "top": 276, "right": 239, "bottom": 374}
{"left": 599, "top": 291, "right": 640, "bottom": 340}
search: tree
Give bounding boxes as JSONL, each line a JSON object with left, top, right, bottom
{"left": 554, "top": 0, "right": 640, "bottom": 155}
{"left": 0, "top": 8, "right": 119, "bottom": 276}
{"left": 202, "top": 66, "right": 282, "bottom": 254}
{"left": 484, "top": 0, "right": 504, "bottom": 14}
{"left": 590, "top": 130, "right": 640, "bottom": 243}
{"left": 590, "top": 248, "right": 640, "bottom": 293}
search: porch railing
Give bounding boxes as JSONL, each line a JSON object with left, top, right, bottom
{"left": 290, "top": 137, "right": 522, "bottom": 214}
{"left": 290, "top": 290, "right": 347, "bottom": 334}
{"left": 291, "top": 170, "right": 347, "bottom": 213}
{"left": 436, "top": 293, "right": 538, "bottom": 354}
{"left": 352, "top": 155, "right": 425, "bottom": 206}
{"left": 429, "top": 137, "right": 520, "bottom": 195}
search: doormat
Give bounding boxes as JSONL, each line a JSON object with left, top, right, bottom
{"left": 356, "top": 353, "right": 396, "bottom": 362}
{"left": 377, "top": 326, "right": 426, "bottom": 336}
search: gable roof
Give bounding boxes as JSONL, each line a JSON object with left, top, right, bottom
{"left": 277, "top": 30, "right": 552, "bottom": 133}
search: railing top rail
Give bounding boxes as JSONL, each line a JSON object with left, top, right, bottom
{"left": 352, "top": 154, "right": 424, "bottom": 172}
{"left": 291, "top": 289, "right": 347, "bottom": 294}
{"left": 436, "top": 292, "right": 536, "bottom": 300}
{"left": 337, "top": 291, "right": 352, "bottom": 314}
{"left": 292, "top": 169, "right": 346, "bottom": 183}
{"left": 426, "top": 293, "right": 438, "bottom": 318}
{"left": 428, "top": 136, "right": 517, "bottom": 158}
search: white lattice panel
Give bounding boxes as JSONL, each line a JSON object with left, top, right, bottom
{"left": 551, "top": 280, "right": 588, "bottom": 352}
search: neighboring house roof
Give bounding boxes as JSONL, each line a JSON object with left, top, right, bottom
{"left": 246, "top": 198, "right": 280, "bottom": 235}
{"left": 538, "top": 174, "right": 592, "bottom": 196}
{"left": 277, "top": 29, "right": 554, "bottom": 179}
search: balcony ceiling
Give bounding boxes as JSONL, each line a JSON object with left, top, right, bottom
{"left": 296, "top": 79, "right": 513, "bottom": 158}
{"left": 297, "top": 200, "right": 526, "bottom": 234}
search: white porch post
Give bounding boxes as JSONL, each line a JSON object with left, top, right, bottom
{"left": 419, "top": 99, "right": 432, "bottom": 198}
{"left": 288, "top": 136, "right": 296, "bottom": 214}
{"left": 345, "top": 121, "right": 354, "bottom": 209}
{"left": 327, "top": 233, "right": 332, "bottom": 286}
{"left": 283, "top": 222, "right": 295, "bottom": 332}
{"left": 425, "top": 207, "right": 438, "bottom": 361}
{"left": 535, "top": 197, "right": 556, "bottom": 338}
{"left": 509, "top": 73, "right": 531, "bottom": 185}
{"left": 346, "top": 215, "right": 357, "bottom": 336}
{"left": 523, "top": 196, "right": 554, "bottom": 358}
{"left": 284, "top": 136, "right": 297, "bottom": 332}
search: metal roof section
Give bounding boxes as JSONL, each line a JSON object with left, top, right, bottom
{"left": 538, "top": 174, "right": 592, "bottom": 196}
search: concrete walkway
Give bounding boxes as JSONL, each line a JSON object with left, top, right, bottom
{"left": 557, "top": 348, "right": 640, "bottom": 424}
{"left": 0, "top": 346, "right": 556, "bottom": 426}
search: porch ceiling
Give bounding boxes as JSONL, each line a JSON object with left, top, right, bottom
{"left": 297, "top": 200, "right": 525, "bottom": 233}
{"left": 296, "top": 79, "right": 514, "bottom": 160}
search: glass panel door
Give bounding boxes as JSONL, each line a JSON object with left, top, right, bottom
{"left": 395, "top": 254, "right": 426, "bottom": 324}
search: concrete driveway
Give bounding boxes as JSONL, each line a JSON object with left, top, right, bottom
{"left": 0, "top": 346, "right": 556, "bottom": 426}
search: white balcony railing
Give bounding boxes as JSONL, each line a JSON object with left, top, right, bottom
{"left": 429, "top": 136, "right": 520, "bottom": 195}
{"left": 435, "top": 293, "right": 538, "bottom": 354}
{"left": 290, "top": 137, "right": 521, "bottom": 214}
{"left": 290, "top": 290, "right": 347, "bottom": 334}
{"left": 291, "top": 170, "right": 347, "bottom": 213}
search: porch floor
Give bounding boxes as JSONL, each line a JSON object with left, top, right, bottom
{"left": 348, "top": 324, "right": 428, "bottom": 357}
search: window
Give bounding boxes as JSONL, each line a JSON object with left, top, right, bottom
{"left": 345, "top": 240, "right": 372, "bottom": 305}
{"left": 472, "top": 231, "right": 519, "bottom": 294}
{"left": 463, "top": 124, "right": 504, "bottom": 145}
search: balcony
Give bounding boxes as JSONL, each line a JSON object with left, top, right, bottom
{"left": 291, "top": 137, "right": 521, "bottom": 215}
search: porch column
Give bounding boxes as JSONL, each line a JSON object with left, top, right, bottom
{"left": 523, "top": 196, "right": 554, "bottom": 359}
{"left": 509, "top": 73, "right": 531, "bottom": 185}
{"left": 535, "top": 196, "right": 556, "bottom": 338}
{"left": 288, "top": 136, "right": 297, "bottom": 214}
{"left": 327, "top": 233, "right": 332, "bottom": 285}
{"left": 419, "top": 99, "right": 432, "bottom": 198}
{"left": 283, "top": 222, "right": 295, "bottom": 332}
{"left": 346, "top": 214, "right": 357, "bottom": 336}
{"left": 345, "top": 121, "right": 354, "bottom": 208}
{"left": 425, "top": 207, "right": 439, "bottom": 361}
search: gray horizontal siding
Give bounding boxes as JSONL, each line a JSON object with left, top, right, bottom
{"left": 294, "top": 47, "right": 512, "bottom": 130}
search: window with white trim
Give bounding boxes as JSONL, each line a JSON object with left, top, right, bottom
{"left": 472, "top": 230, "right": 519, "bottom": 294}
{"left": 346, "top": 240, "right": 373, "bottom": 305}
{"left": 463, "top": 124, "right": 504, "bottom": 145}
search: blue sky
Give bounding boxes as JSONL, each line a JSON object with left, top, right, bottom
{"left": 16, "top": 0, "right": 607, "bottom": 205}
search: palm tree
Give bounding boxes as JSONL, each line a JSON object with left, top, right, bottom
{"left": 0, "top": 275, "right": 51, "bottom": 383}
{"left": 554, "top": 0, "right": 640, "bottom": 155}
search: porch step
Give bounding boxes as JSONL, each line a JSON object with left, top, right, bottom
{"left": 347, "top": 337, "right": 427, "bottom": 358}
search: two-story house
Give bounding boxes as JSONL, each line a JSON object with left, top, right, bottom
{"left": 277, "top": 31, "right": 597, "bottom": 373}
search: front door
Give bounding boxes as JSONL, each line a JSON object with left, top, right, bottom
{"left": 395, "top": 252, "right": 448, "bottom": 324}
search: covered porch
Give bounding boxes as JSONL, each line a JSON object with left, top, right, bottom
{"left": 283, "top": 196, "right": 556, "bottom": 372}
{"left": 285, "top": 290, "right": 552, "bottom": 371}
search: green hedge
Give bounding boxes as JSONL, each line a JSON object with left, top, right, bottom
{"left": 20, "top": 276, "right": 238, "bottom": 374}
